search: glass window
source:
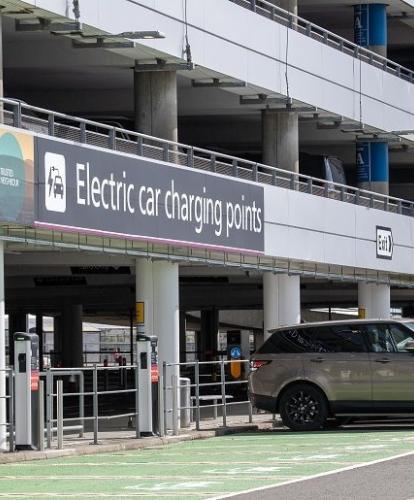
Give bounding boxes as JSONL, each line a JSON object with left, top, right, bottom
{"left": 387, "top": 323, "right": 414, "bottom": 352}
{"left": 315, "top": 325, "right": 366, "bottom": 353}
{"left": 364, "top": 324, "right": 396, "bottom": 353}
{"left": 258, "top": 328, "right": 317, "bottom": 354}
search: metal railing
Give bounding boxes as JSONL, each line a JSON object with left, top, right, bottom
{"left": 163, "top": 359, "right": 253, "bottom": 434}
{"left": 229, "top": 0, "right": 414, "bottom": 83}
{"left": 0, "top": 369, "right": 14, "bottom": 452}
{"left": 40, "top": 365, "right": 140, "bottom": 448}
{"left": 2, "top": 98, "right": 414, "bottom": 220}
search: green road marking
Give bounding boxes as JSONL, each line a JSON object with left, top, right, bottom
{"left": 1, "top": 430, "right": 414, "bottom": 499}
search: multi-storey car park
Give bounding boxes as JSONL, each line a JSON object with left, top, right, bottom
{"left": 1, "top": 0, "right": 414, "bottom": 447}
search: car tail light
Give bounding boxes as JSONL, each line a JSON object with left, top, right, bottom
{"left": 250, "top": 360, "right": 270, "bottom": 371}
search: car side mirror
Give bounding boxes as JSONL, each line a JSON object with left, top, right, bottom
{"left": 405, "top": 341, "right": 414, "bottom": 353}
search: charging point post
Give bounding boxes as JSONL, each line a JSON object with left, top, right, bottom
{"left": 135, "top": 301, "right": 159, "bottom": 436}
{"left": 14, "top": 332, "right": 40, "bottom": 450}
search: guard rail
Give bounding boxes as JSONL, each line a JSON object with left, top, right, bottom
{"left": 1, "top": 97, "right": 414, "bottom": 219}
{"left": 229, "top": 0, "right": 414, "bottom": 83}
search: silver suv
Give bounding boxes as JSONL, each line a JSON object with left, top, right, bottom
{"left": 249, "top": 319, "right": 414, "bottom": 431}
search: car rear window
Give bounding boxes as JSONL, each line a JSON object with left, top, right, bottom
{"left": 258, "top": 324, "right": 366, "bottom": 354}
{"left": 315, "top": 325, "right": 366, "bottom": 353}
{"left": 258, "top": 328, "right": 319, "bottom": 354}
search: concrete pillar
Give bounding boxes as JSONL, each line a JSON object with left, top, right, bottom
{"left": 262, "top": 110, "right": 299, "bottom": 172}
{"left": 0, "top": 241, "right": 5, "bottom": 450}
{"left": 53, "top": 315, "right": 62, "bottom": 367}
{"left": 356, "top": 141, "right": 389, "bottom": 195}
{"left": 61, "top": 305, "right": 83, "bottom": 368}
{"left": 263, "top": 273, "right": 301, "bottom": 341}
{"left": 200, "top": 308, "right": 218, "bottom": 361}
{"left": 354, "top": 4, "right": 387, "bottom": 57}
{"left": 134, "top": 71, "right": 178, "bottom": 142}
{"left": 8, "top": 312, "right": 27, "bottom": 367}
{"left": 179, "top": 311, "right": 186, "bottom": 363}
{"left": 36, "top": 315, "right": 44, "bottom": 372}
{"left": 358, "top": 282, "right": 390, "bottom": 319}
{"left": 136, "top": 259, "right": 179, "bottom": 428}
{"left": 278, "top": 0, "right": 297, "bottom": 15}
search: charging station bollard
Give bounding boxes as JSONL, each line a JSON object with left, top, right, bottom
{"left": 136, "top": 334, "right": 158, "bottom": 436}
{"left": 14, "top": 332, "right": 40, "bottom": 450}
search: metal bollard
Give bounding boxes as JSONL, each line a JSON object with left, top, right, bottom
{"left": 57, "top": 380, "right": 63, "bottom": 450}
{"left": 38, "top": 381, "right": 45, "bottom": 451}
{"left": 158, "top": 372, "right": 165, "bottom": 437}
{"left": 92, "top": 365, "right": 98, "bottom": 445}
{"left": 134, "top": 365, "right": 140, "bottom": 439}
{"left": 8, "top": 371, "right": 14, "bottom": 452}
{"left": 172, "top": 374, "right": 179, "bottom": 436}
{"left": 220, "top": 360, "right": 227, "bottom": 428}
{"left": 46, "top": 369, "right": 52, "bottom": 448}
{"left": 195, "top": 361, "right": 200, "bottom": 431}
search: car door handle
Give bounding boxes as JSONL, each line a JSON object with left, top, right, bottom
{"left": 375, "top": 357, "right": 391, "bottom": 364}
{"left": 310, "top": 357, "right": 325, "bottom": 363}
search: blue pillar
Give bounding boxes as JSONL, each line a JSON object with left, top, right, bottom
{"left": 354, "top": 4, "right": 387, "bottom": 57}
{"left": 356, "top": 141, "right": 389, "bottom": 195}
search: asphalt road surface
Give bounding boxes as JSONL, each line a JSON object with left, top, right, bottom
{"left": 222, "top": 453, "right": 414, "bottom": 500}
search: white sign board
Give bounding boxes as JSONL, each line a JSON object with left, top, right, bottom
{"left": 376, "top": 226, "right": 393, "bottom": 260}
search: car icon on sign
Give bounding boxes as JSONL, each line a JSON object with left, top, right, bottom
{"left": 54, "top": 175, "right": 64, "bottom": 198}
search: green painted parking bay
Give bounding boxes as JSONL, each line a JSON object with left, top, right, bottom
{"left": 2, "top": 430, "right": 414, "bottom": 499}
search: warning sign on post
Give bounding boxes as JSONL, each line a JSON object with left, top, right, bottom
{"left": 136, "top": 302, "right": 145, "bottom": 324}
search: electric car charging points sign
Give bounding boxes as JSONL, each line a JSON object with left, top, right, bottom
{"left": 376, "top": 226, "right": 393, "bottom": 260}
{"left": 35, "top": 137, "right": 264, "bottom": 253}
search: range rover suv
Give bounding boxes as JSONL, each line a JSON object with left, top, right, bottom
{"left": 249, "top": 319, "right": 414, "bottom": 431}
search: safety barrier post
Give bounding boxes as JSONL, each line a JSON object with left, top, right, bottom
{"left": 46, "top": 368, "right": 52, "bottom": 448}
{"left": 57, "top": 380, "right": 63, "bottom": 450}
{"left": 163, "top": 362, "right": 168, "bottom": 436}
{"left": 172, "top": 374, "right": 179, "bottom": 436}
{"left": 8, "top": 371, "right": 14, "bottom": 452}
{"left": 38, "top": 380, "right": 45, "bottom": 451}
{"left": 195, "top": 361, "right": 200, "bottom": 431}
{"left": 92, "top": 365, "right": 98, "bottom": 445}
{"left": 134, "top": 365, "right": 140, "bottom": 438}
{"left": 220, "top": 360, "right": 227, "bottom": 428}
{"left": 158, "top": 370, "right": 165, "bottom": 437}
{"left": 79, "top": 371, "right": 84, "bottom": 437}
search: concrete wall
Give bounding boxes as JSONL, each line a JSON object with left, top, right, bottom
{"left": 20, "top": 0, "right": 414, "bottom": 137}
{"left": 264, "top": 184, "right": 414, "bottom": 274}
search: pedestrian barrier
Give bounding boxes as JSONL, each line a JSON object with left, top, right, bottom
{"left": 229, "top": 0, "right": 414, "bottom": 83}
{"left": 162, "top": 359, "right": 253, "bottom": 434}
{"left": 0, "top": 359, "right": 259, "bottom": 453}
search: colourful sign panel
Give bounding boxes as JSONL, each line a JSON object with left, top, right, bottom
{"left": 0, "top": 127, "right": 34, "bottom": 224}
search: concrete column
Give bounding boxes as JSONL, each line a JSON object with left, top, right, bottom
{"left": 0, "top": 241, "right": 6, "bottom": 450}
{"left": 136, "top": 259, "right": 179, "bottom": 428}
{"left": 354, "top": 4, "right": 387, "bottom": 57}
{"left": 36, "top": 315, "right": 44, "bottom": 372}
{"left": 358, "top": 282, "right": 390, "bottom": 319}
{"left": 356, "top": 141, "right": 389, "bottom": 195}
{"left": 8, "top": 312, "right": 27, "bottom": 367}
{"left": 134, "top": 71, "right": 178, "bottom": 142}
{"left": 53, "top": 315, "right": 62, "bottom": 367}
{"left": 278, "top": 0, "right": 297, "bottom": 15}
{"left": 200, "top": 308, "right": 218, "bottom": 361}
{"left": 263, "top": 273, "right": 301, "bottom": 341}
{"left": 61, "top": 304, "right": 83, "bottom": 368}
{"left": 179, "top": 311, "right": 186, "bottom": 363}
{"left": 262, "top": 110, "right": 299, "bottom": 172}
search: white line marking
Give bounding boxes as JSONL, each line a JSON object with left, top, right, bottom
{"left": 209, "top": 449, "right": 414, "bottom": 500}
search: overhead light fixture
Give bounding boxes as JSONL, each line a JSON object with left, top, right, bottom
{"left": 72, "top": 37, "right": 134, "bottom": 49}
{"left": 240, "top": 94, "right": 316, "bottom": 112}
{"left": 191, "top": 78, "right": 246, "bottom": 88}
{"left": 16, "top": 18, "right": 82, "bottom": 34}
{"left": 391, "top": 130, "right": 414, "bottom": 135}
{"left": 113, "top": 30, "right": 165, "bottom": 39}
{"left": 134, "top": 58, "right": 195, "bottom": 72}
